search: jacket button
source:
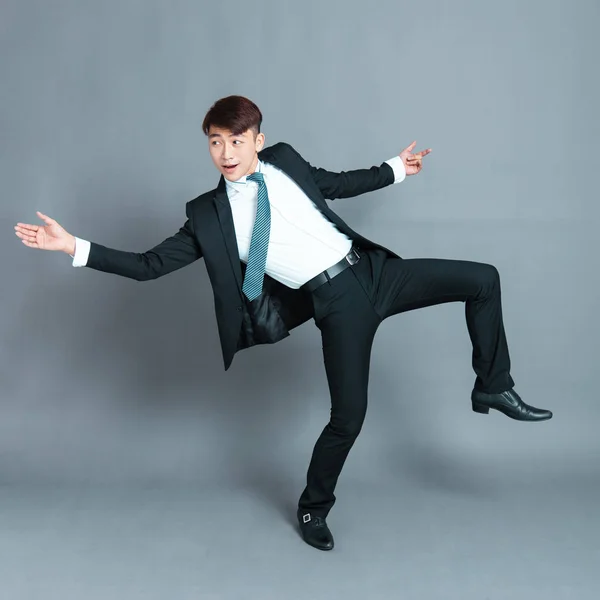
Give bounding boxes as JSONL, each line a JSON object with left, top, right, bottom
{"left": 236, "top": 306, "right": 242, "bottom": 311}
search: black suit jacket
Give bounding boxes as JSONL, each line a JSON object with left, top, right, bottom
{"left": 85, "top": 142, "right": 401, "bottom": 369}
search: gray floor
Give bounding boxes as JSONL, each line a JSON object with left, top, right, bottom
{"left": 2, "top": 467, "right": 598, "bottom": 600}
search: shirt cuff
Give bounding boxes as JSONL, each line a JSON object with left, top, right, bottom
{"left": 384, "top": 156, "right": 406, "bottom": 184}
{"left": 71, "top": 237, "right": 91, "bottom": 267}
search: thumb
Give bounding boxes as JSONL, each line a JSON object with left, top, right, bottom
{"left": 36, "top": 211, "right": 55, "bottom": 225}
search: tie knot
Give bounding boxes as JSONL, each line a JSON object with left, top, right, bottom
{"left": 246, "top": 172, "right": 264, "bottom": 184}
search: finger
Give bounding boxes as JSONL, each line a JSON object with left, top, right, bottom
{"left": 36, "top": 211, "right": 55, "bottom": 224}
{"left": 15, "top": 224, "right": 39, "bottom": 233}
{"left": 408, "top": 150, "right": 431, "bottom": 161}
{"left": 15, "top": 230, "right": 37, "bottom": 242}
{"left": 20, "top": 239, "right": 39, "bottom": 249}
{"left": 407, "top": 148, "right": 432, "bottom": 159}
{"left": 401, "top": 141, "right": 417, "bottom": 154}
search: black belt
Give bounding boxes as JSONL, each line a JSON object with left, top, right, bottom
{"left": 302, "top": 247, "right": 361, "bottom": 293}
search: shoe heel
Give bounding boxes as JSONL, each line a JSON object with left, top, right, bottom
{"left": 472, "top": 401, "right": 489, "bottom": 415}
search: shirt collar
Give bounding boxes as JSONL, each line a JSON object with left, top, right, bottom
{"left": 225, "top": 159, "right": 264, "bottom": 195}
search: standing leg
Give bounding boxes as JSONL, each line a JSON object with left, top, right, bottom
{"left": 297, "top": 267, "right": 381, "bottom": 549}
{"left": 298, "top": 311, "right": 379, "bottom": 515}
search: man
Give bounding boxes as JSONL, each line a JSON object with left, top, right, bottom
{"left": 15, "top": 95, "right": 552, "bottom": 551}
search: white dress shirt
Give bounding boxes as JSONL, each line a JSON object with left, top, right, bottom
{"left": 71, "top": 155, "right": 405, "bottom": 288}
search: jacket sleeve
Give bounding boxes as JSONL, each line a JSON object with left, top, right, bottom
{"left": 85, "top": 201, "right": 203, "bottom": 281}
{"left": 284, "top": 143, "right": 396, "bottom": 200}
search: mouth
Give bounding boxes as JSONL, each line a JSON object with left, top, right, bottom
{"left": 222, "top": 164, "right": 239, "bottom": 174}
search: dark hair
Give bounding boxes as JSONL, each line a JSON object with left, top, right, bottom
{"left": 202, "top": 95, "right": 262, "bottom": 136}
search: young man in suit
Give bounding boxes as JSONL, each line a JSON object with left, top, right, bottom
{"left": 15, "top": 95, "right": 552, "bottom": 551}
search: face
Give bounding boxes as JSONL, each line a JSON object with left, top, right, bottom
{"left": 207, "top": 126, "right": 265, "bottom": 181}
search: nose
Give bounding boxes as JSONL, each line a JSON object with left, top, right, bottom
{"left": 223, "top": 143, "right": 234, "bottom": 160}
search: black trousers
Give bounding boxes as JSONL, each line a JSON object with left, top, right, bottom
{"left": 298, "top": 247, "right": 515, "bottom": 517}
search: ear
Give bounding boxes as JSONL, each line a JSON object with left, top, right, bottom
{"left": 255, "top": 132, "right": 265, "bottom": 152}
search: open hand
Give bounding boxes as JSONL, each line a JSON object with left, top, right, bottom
{"left": 14, "top": 212, "right": 75, "bottom": 253}
{"left": 399, "top": 141, "right": 432, "bottom": 176}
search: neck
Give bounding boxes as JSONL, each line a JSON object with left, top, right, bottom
{"left": 245, "top": 154, "right": 259, "bottom": 176}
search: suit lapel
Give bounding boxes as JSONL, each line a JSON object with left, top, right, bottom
{"left": 213, "top": 175, "right": 243, "bottom": 290}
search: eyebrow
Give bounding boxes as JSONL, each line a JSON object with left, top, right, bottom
{"left": 208, "top": 132, "right": 245, "bottom": 139}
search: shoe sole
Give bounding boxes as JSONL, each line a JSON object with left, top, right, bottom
{"left": 301, "top": 537, "right": 334, "bottom": 551}
{"left": 472, "top": 401, "right": 553, "bottom": 421}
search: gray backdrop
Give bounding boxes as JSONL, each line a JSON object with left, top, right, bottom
{"left": 1, "top": 0, "right": 598, "bottom": 599}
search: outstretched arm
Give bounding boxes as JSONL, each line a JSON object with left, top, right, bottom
{"left": 15, "top": 203, "right": 203, "bottom": 281}
{"left": 286, "top": 141, "right": 431, "bottom": 200}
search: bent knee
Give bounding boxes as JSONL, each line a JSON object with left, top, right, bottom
{"left": 476, "top": 263, "right": 500, "bottom": 289}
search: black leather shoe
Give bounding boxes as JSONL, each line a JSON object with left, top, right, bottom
{"left": 297, "top": 510, "right": 334, "bottom": 551}
{"left": 471, "top": 388, "right": 552, "bottom": 421}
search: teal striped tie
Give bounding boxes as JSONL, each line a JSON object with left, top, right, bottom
{"left": 242, "top": 172, "right": 271, "bottom": 301}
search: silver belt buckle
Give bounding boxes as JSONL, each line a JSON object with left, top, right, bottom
{"left": 346, "top": 247, "right": 360, "bottom": 266}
